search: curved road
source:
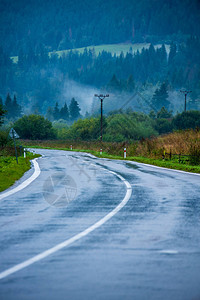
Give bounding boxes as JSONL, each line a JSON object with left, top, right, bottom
{"left": 0, "top": 149, "right": 200, "bottom": 300}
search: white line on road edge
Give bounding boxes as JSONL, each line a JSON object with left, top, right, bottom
{"left": 128, "top": 161, "right": 200, "bottom": 176}
{"left": 0, "top": 158, "right": 41, "bottom": 201}
{"left": 0, "top": 168, "right": 132, "bottom": 280}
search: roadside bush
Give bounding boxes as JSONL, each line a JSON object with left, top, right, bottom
{"left": 14, "top": 114, "right": 56, "bottom": 140}
{"left": 154, "top": 119, "right": 173, "bottom": 134}
{"left": 62, "top": 117, "right": 105, "bottom": 141}
{"left": 172, "top": 111, "right": 200, "bottom": 130}
{"left": 0, "top": 130, "right": 11, "bottom": 147}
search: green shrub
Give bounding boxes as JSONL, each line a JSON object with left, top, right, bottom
{"left": 14, "top": 114, "right": 56, "bottom": 140}
{"left": 172, "top": 111, "right": 200, "bottom": 130}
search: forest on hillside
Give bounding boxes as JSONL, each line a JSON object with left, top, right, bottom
{"left": 0, "top": 0, "right": 200, "bottom": 56}
{"left": 0, "top": 0, "right": 200, "bottom": 119}
{"left": 0, "top": 36, "right": 200, "bottom": 116}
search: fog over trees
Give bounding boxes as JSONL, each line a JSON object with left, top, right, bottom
{"left": 0, "top": 0, "right": 200, "bottom": 118}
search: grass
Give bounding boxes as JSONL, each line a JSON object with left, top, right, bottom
{"left": 0, "top": 152, "right": 40, "bottom": 192}
{"left": 10, "top": 43, "right": 170, "bottom": 63}
{"left": 23, "top": 139, "right": 200, "bottom": 174}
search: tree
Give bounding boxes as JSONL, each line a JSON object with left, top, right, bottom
{"left": 172, "top": 111, "right": 200, "bottom": 130}
{"left": 69, "top": 98, "right": 81, "bottom": 120}
{"left": 107, "top": 74, "right": 120, "bottom": 91}
{"left": 53, "top": 102, "right": 60, "bottom": 120}
{"left": 0, "top": 103, "right": 6, "bottom": 126}
{"left": 14, "top": 114, "right": 55, "bottom": 139}
{"left": 5, "top": 93, "right": 13, "bottom": 119}
{"left": 152, "top": 83, "right": 170, "bottom": 110}
{"left": 126, "top": 75, "right": 135, "bottom": 92}
{"left": 12, "top": 95, "right": 21, "bottom": 119}
{"left": 149, "top": 110, "right": 156, "bottom": 120}
{"left": 60, "top": 102, "right": 69, "bottom": 120}
{"left": 168, "top": 42, "right": 177, "bottom": 65}
{"left": 157, "top": 107, "right": 173, "bottom": 119}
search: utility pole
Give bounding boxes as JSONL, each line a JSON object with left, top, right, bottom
{"left": 94, "top": 94, "right": 109, "bottom": 141}
{"left": 180, "top": 90, "right": 192, "bottom": 112}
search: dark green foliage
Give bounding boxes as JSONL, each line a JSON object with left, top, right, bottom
{"left": 1, "top": 0, "right": 200, "bottom": 56}
{"left": 53, "top": 102, "right": 60, "bottom": 120}
{"left": 14, "top": 114, "right": 56, "bottom": 140}
{"left": 5, "top": 94, "right": 12, "bottom": 119}
{"left": 3, "top": 94, "right": 21, "bottom": 120}
{"left": 107, "top": 74, "right": 121, "bottom": 91}
{"left": 149, "top": 110, "right": 156, "bottom": 120}
{"left": 152, "top": 83, "right": 170, "bottom": 110}
{"left": 69, "top": 98, "right": 81, "bottom": 121}
{"left": 12, "top": 95, "right": 22, "bottom": 119}
{"left": 0, "top": 104, "right": 6, "bottom": 126}
{"left": 126, "top": 75, "right": 135, "bottom": 92}
{"left": 62, "top": 117, "right": 102, "bottom": 140}
{"left": 157, "top": 107, "right": 173, "bottom": 119}
{"left": 154, "top": 119, "right": 172, "bottom": 134}
{"left": 0, "top": 130, "right": 11, "bottom": 147}
{"left": 61, "top": 112, "right": 157, "bottom": 142}
{"left": 60, "top": 103, "right": 69, "bottom": 121}
{"left": 0, "top": 37, "right": 200, "bottom": 112}
{"left": 172, "top": 111, "right": 200, "bottom": 130}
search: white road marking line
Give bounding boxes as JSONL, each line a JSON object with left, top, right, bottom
{"left": 128, "top": 161, "right": 200, "bottom": 176}
{"left": 159, "top": 250, "right": 179, "bottom": 254}
{"left": 0, "top": 158, "right": 41, "bottom": 201}
{"left": 0, "top": 167, "right": 132, "bottom": 280}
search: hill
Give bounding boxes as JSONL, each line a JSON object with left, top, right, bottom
{"left": 11, "top": 43, "right": 170, "bottom": 63}
{"left": 0, "top": 0, "right": 199, "bottom": 56}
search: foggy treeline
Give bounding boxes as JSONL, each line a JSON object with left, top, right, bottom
{"left": 1, "top": 0, "right": 200, "bottom": 56}
{"left": 0, "top": 37, "right": 200, "bottom": 115}
{"left": 0, "top": 0, "right": 200, "bottom": 117}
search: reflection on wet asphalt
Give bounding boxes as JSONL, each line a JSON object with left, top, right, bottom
{"left": 0, "top": 149, "right": 200, "bottom": 300}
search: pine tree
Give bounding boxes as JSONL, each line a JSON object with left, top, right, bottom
{"left": 107, "top": 74, "right": 120, "bottom": 91}
{"left": 5, "top": 93, "right": 13, "bottom": 119}
{"left": 127, "top": 75, "right": 135, "bottom": 92}
{"left": 12, "top": 95, "right": 21, "bottom": 119}
{"left": 157, "top": 107, "right": 172, "bottom": 119}
{"left": 152, "top": 83, "right": 170, "bottom": 110}
{"left": 168, "top": 42, "right": 177, "bottom": 65}
{"left": 69, "top": 98, "right": 81, "bottom": 120}
{"left": 53, "top": 102, "right": 60, "bottom": 120}
{"left": 0, "top": 100, "right": 6, "bottom": 126}
{"left": 60, "top": 102, "right": 69, "bottom": 120}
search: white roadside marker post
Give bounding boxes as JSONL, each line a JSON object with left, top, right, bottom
{"left": 100, "top": 149, "right": 102, "bottom": 155}
{"left": 124, "top": 148, "right": 126, "bottom": 159}
{"left": 70, "top": 145, "right": 72, "bottom": 150}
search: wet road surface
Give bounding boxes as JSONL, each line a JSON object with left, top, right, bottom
{"left": 0, "top": 149, "right": 200, "bottom": 300}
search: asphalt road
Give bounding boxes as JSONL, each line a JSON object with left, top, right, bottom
{"left": 0, "top": 149, "right": 200, "bottom": 300}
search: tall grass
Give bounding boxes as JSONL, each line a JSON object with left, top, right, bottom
{"left": 135, "top": 129, "right": 200, "bottom": 158}
{"left": 23, "top": 129, "right": 200, "bottom": 167}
